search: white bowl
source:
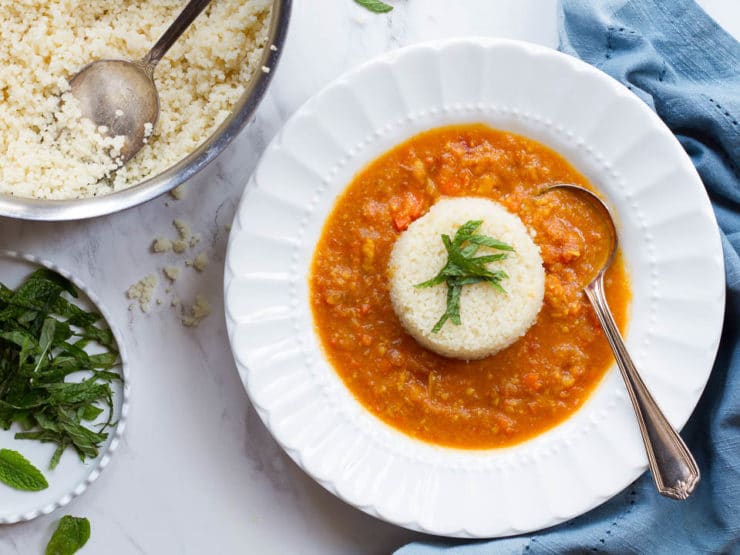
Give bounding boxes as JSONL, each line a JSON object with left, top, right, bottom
{"left": 224, "top": 38, "right": 724, "bottom": 538}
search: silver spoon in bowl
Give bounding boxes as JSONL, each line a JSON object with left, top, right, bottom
{"left": 539, "top": 183, "right": 700, "bottom": 500}
{"left": 68, "top": 0, "right": 213, "bottom": 164}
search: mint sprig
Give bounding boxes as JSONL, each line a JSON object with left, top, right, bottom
{"left": 354, "top": 0, "right": 393, "bottom": 13}
{"left": 416, "top": 220, "right": 513, "bottom": 333}
{"left": 46, "top": 516, "right": 90, "bottom": 555}
{"left": 0, "top": 448, "right": 48, "bottom": 491}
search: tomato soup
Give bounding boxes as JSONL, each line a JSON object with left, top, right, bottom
{"left": 310, "top": 124, "right": 630, "bottom": 449}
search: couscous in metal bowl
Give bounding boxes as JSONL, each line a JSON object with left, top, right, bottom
{"left": 0, "top": 0, "right": 290, "bottom": 221}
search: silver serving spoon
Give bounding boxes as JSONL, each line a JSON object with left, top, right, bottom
{"left": 69, "top": 0, "right": 213, "bottom": 163}
{"left": 540, "top": 183, "right": 700, "bottom": 500}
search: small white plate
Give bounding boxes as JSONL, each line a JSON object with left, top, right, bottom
{"left": 224, "top": 39, "right": 725, "bottom": 537}
{"left": 0, "top": 251, "right": 129, "bottom": 524}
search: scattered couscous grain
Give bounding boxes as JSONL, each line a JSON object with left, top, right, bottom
{"left": 126, "top": 274, "right": 158, "bottom": 313}
{"left": 173, "top": 219, "right": 191, "bottom": 241}
{"left": 163, "top": 265, "right": 181, "bottom": 282}
{"left": 182, "top": 294, "right": 211, "bottom": 327}
{"left": 131, "top": 218, "right": 214, "bottom": 326}
{"left": 170, "top": 184, "right": 187, "bottom": 200}
{"left": 152, "top": 238, "right": 173, "bottom": 253}
{"left": 192, "top": 252, "right": 209, "bottom": 272}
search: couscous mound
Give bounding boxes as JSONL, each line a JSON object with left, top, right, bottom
{"left": 388, "top": 197, "right": 545, "bottom": 360}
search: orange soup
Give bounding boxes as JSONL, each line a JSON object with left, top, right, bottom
{"left": 310, "top": 124, "right": 630, "bottom": 449}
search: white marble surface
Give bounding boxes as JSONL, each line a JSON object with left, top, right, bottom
{"left": 0, "top": 1, "right": 736, "bottom": 553}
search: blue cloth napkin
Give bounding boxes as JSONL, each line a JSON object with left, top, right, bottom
{"left": 397, "top": 1, "right": 739, "bottom": 553}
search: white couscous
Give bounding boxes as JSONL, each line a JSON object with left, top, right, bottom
{"left": 0, "top": 0, "right": 271, "bottom": 200}
{"left": 388, "top": 197, "right": 545, "bottom": 360}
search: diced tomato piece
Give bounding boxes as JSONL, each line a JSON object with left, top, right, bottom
{"left": 391, "top": 191, "right": 425, "bottom": 231}
{"left": 523, "top": 373, "right": 542, "bottom": 392}
{"left": 393, "top": 214, "right": 411, "bottom": 231}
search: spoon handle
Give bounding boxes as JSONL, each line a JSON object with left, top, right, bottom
{"left": 585, "top": 274, "right": 700, "bottom": 500}
{"left": 142, "top": 0, "right": 213, "bottom": 70}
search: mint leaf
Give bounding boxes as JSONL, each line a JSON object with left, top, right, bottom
{"left": 33, "top": 317, "right": 56, "bottom": 373}
{"left": 468, "top": 234, "right": 515, "bottom": 251}
{"left": 0, "top": 448, "right": 48, "bottom": 491}
{"left": 416, "top": 220, "right": 513, "bottom": 332}
{"left": 46, "top": 516, "right": 90, "bottom": 555}
{"left": 452, "top": 220, "right": 482, "bottom": 247}
{"left": 354, "top": 0, "right": 393, "bottom": 13}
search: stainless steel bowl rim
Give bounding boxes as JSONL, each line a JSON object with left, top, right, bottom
{"left": 0, "top": 0, "right": 291, "bottom": 221}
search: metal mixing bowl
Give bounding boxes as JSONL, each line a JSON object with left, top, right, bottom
{"left": 0, "top": 0, "right": 291, "bottom": 221}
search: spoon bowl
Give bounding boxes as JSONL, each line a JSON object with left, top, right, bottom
{"left": 69, "top": 60, "right": 159, "bottom": 163}
{"left": 69, "top": 0, "right": 213, "bottom": 164}
{"left": 540, "top": 183, "right": 618, "bottom": 277}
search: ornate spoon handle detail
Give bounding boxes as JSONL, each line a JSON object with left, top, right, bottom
{"left": 585, "top": 274, "right": 700, "bottom": 500}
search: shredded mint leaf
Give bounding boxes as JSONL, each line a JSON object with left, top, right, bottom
{"left": 468, "top": 234, "right": 515, "bottom": 251}
{"left": 452, "top": 220, "right": 482, "bottom": 247}
{"left": 46, "top": 516, "right": 90, "bottom": 555}
{"left": 0, "top": 448, "right": 48, "bottom": 491}
{"left": 416, "top": 220, "right": 514, "bottom": 333}
{"left": 33, "top": 318, "right": 56, "bottom": 373}
{"left": 0, "top": 270, "right": 121, "bottom": 468}
{"left": 354, "top": 0, "right": 393, "bottom": 13}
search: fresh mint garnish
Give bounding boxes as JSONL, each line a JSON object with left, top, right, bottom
{"left": 0, "top": 269, "right": 121, "bottom": 468}
{"left": 416, "top": 220, "right": 513, "bottom": 332}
